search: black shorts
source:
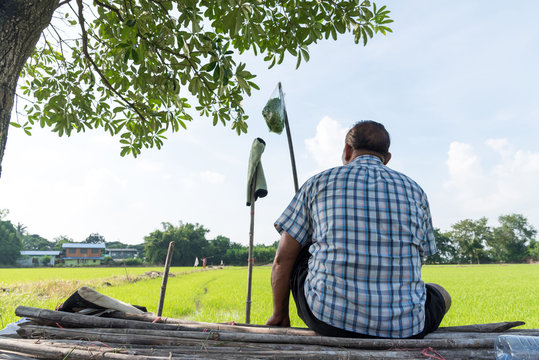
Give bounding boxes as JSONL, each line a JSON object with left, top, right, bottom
{"left": 290, "top": 245, "right": 446, "bottom": 339}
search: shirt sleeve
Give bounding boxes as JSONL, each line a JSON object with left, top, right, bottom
{"left": 274, "top": 180, "right": 313, "bottom": 246}
{"left": 420, "top": 194, "right": 438, "bottom": 257}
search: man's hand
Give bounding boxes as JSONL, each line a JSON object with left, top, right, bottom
{"left": 266, "top": 313, "right": 291, "bottom": 327}
{"left": 266, "top": 231, "right": 301, "bottom": 328}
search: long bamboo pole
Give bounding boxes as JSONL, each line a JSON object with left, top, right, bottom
{"left": 9, "top": 334, "right": 470, "bottom": 360}
{"left": 105, "top": 311, "right": 530, "bottom": 337}
{"left": 0, "top": 337, "right": 499, "bottom": 360}
{"left": 278, "top": 82, "right": 298, "bottom": 193}
{"left": 15, "top": 323, "right": 497, "bottom": 350}
{"left": 157, "top": 241, "right": 175, "bottom": 316}
{"left": 17, "top": 325, "right": 327, "bottom": 351}
{"left": 15, "top": 306, "right": 198, "bottom": 332}
{"left": 107, "top": 310, "right": 317, "bottom": 335}
{"left": 29, "top": 337, "right": 506, "bottom": 359}
{"left": 48, "top": 310, "right": 538, "bottom": 341}
{"left": 0, "top": 337, "right": 168, "bottom": 360}
{"left": 435, "top": 321, "right": 525, "bottom": 332}
{"left": 245, "top": 167, "right": 257, "bottom": 324}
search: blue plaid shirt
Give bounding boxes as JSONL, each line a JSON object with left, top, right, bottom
{"left": 275, "top": 155, "right": 437, "bottom": 338}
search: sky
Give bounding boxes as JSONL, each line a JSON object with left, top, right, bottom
{"left": 1, "top": 1, "right": 539, "bottom": 247}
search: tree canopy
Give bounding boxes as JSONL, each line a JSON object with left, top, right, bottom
{"left": 1, "top": 0, "right": 393, "bottom": 175}
{"left": 83, "top": 232, "right": 106, "bottom": 244}
{"left": 21, "top": 234, "right": 54, "bottom": 251}
{"left": 0, "top": 216, "right": 22, "bottom": 266}
{"left": 491, "top": 214, "right": 537, "bottom": 263}
{"left": 143, "top": 221, "right": 277, "bottom": 266}
{"left": 449, "top": 218, "right": 491, "bottom": 264}
{"left": 425, "top": 213, "right": 538, "bottom": 264}
{"left": 144, "top": 222, "right": 209, "bottom": 265}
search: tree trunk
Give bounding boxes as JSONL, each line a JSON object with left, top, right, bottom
{"left": 0, "top": 0, "right": 58, "bottom": 177}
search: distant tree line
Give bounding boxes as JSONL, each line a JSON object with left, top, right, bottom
{"left": 1, "top": 209, "right": 537, "bottom": 266}
{"left": 143, "top": 222, "right": 277, "bottom": 266}
{"left": 426, "top": 214, "right": 538, "bottom": 264}
{"left": 0, "top": 210, "right": 277, "bottom": 266}
{"left": 0, "top": 209, "right": 143, "bottom": 266}
{"left": 0, "top": 210, "right": 21, "bottom": 266}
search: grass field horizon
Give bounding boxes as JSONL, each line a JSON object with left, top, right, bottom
{"left": 1, "top": 264, "right": 537, "bottom": 331}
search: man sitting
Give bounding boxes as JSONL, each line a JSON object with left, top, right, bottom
{"left": 266, "top": 120, "right": 451, "bottom": 338}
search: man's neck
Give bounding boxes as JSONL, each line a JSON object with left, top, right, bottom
{"left": 350, "top": 150, "right": 385, "bottom": 163}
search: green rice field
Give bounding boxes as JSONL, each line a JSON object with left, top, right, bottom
{"left": 1, "top": 264, "right": 537, "bottom": 330}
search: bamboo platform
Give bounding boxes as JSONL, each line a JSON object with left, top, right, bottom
{"left": 0, "top": 306, "right": 537, "bottom": 359}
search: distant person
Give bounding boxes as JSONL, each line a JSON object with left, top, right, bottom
{"left": 202, "top": 257, "right": 207, "bottom": 269}
{"left": 266, "top": 121, "right": 451, "bottom": 339}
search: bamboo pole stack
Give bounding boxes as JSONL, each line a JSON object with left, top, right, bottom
{"left": 0, "top": 306, "right": 535, "bottom": 360}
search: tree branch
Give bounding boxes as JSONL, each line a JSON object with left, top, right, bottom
{"left": 71, "top": 2, "right": 114, "bottom": 49}
{"left": 122, "top": 0, "right": 130, "bottom": 16}
{"left": 148, "top": 0, "right": 168, "bottom": 14}
{"left": 127, "top": 0, "right": 135, "bottom": 16}
{"left": 47, "top": 25, "right": 71, "bottom": 68}
{"left": 93, "top": 0, "right": 124, "bottom": 22}
{"left": 57, "top": 0, "right": 73, "bottom": 8}
{"left": 75, "top": 0, "right": 146, "bottom": 122}
{"left": 135, "top": 30, "right": 218, "bottom": 101}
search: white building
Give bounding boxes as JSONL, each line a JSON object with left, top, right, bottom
{"left": 105, "top": 248, "right": 139, "bottom": 261}
{"left": 17, "top": 250, "right": 61, "bottom": 267}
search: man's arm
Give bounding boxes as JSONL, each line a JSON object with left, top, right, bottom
{"left": 266, "top": 230, "right": 301, "bottom": 327}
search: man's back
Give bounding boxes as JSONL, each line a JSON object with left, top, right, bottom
{"left": 276, "top": 155, "right": 437, "bottom": 338}
{"left": 269, "top": 121, "right": 449, "bottom": 339}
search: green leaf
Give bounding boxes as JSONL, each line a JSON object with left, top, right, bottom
{"left": 213, "top": 65, "right": 220, "bottom": 81}
{"left": 301, "top": 48, "right": 310, "bottom": 62}
{"left": 365, "top": 26, "right": 373, "bottom": 38}
{"left": 334, "top": 21, "right": 346, "bottom": 34}
{"left": 205, "top": 61, "right": 217, "bottom": 71}
{"left": 131, "top": 48, "right": 139, "bottom": 63}
{"left": 177, "top": 118, "right": 187, "bottom": 129}
{"left": 361, "top": 28, "right": 368, "bottom": 46}
{"left": 123, "top": 49, "right": 130, "bottom": 64}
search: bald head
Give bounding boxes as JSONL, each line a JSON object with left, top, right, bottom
{"left": 343, "top": 121, "right": 391, "bottom": 164}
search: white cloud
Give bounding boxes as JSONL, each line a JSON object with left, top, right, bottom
{"left": 199, "top": 170, "right": 226, "bottom": 184}
{"left": 128, "top": 201, "right": 147, "bottom": 211}
{"left": 305, "top": 116, "right": 348, "bottom": 171}
{"left": 485, "top": 138, "right": 513, "bottom": 157}
{"left": 443, "top": 139, "right": 539, "bottom": 223}
{"left": 446, "top": 142, "right": 481, "bottom": 180}
{"left": 136, "top": 159, "right": 164, "bottom": 173}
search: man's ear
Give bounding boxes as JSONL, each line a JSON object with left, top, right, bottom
{"left": 343, "top": 143, "right": 353, "bottom": 164}
{"left": 383, "top": 152, "right": 392, "bottom": 165}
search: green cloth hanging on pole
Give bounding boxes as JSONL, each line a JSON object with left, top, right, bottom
{"left": 246, "top": 137, "right": 268, "bottom": 206}
{"left": 245, "top": 137, "right": 267, "bottom": 324}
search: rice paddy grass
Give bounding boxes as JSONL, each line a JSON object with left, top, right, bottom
{"left": 0, "top": 266, "right": 189, "bottom": 284}
{"left": 1, "top": 264, "right": 537, "bottom": 331}
{"left": 421, "top": 264, "right": 538, "bottom": 327}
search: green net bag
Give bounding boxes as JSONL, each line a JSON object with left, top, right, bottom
{"left": 262, "top": 85, "right": 285, "bottom": 134}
